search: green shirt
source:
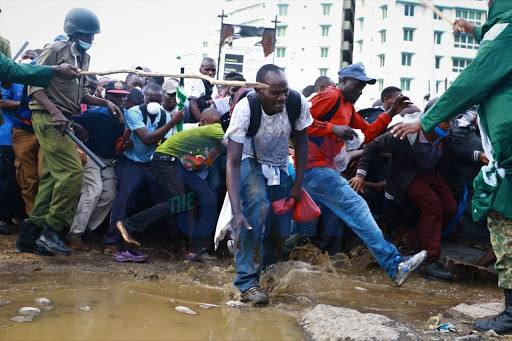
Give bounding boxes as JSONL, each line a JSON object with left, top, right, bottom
{"left": 28, "top": 40, "right": 89, "bottom": 116}
{"left": 420, "top": 2, "right": 512, "bottom": 219}
{"left": 155, "top": 123, "right": 225, "bottom": 171}
{"left": 0, "top": 52, "right": 52, "bottom": 88}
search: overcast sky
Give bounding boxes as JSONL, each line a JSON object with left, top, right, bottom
{"left": 0, "top": 0, "right": 225, "bottom": 73}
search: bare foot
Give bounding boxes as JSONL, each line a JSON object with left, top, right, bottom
{"left": 116, "top": 221, "right": 141, "bottom": 246}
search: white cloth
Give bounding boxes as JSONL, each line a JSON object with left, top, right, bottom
{"left": 478, "top": 116, "right": 505, "bottom": 187}
{"left": 187, "top": 78, "right": 218, "bottom": 100}
{"left": 224, "top": 95, "right": 313, "bottom": 172}
{"left": 162, "top": 106, "right": 179, "bottom": 136}
{"left": 333, "top": 129, "right": 365, "bottom": 173}
{"left": 214, "top": 193, "right": 233, "bottom": 250}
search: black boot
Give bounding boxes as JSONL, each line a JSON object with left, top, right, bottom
{"left": 36, "top": 223, "right": 71, "bottom": 256}
{"left": 16, "top": 220, "right": 54, "bottom": 256}
{"left": 474, "top": 289, "right": 512, "bottom": 334}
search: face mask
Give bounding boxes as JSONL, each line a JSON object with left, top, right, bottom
{"left": 147, "top": 102, "right": 161, "bottom": 115}
{"left": 78, "top": 39, "right": 92, "bottom": 51}
{"left": 434, "top": 126, "right": 449, "bottom": 137}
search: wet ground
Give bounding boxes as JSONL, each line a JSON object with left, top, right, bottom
{"left": 0, "top": 232, "right": 503, "bottom": 340}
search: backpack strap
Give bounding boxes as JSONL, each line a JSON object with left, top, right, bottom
{"left": 286, "top": 89, "right": 302, "bottom": 131}
{"left": 246, "top": 91, "right": 261, "bottom": 137}
{"left": 139, "top": 103, "right": 149, "bottom": 126}
{"left": 317, "top": 95, "right": 341, "bottom": 122}
{"left": 139, "top": 103, "right": 168, "bottom": 143}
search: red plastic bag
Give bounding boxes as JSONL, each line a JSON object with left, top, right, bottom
{"left": 272, "top": 197, "right": 295, "bottom": 215}
{"left": 292, "top": 189, "right": 321, "bottom": 223}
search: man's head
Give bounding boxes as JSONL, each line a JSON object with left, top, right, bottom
{"left": 86, "top": 74, "right": 98, "bottom": 96}
{"left": 144, "top": 83, "right": 163, "bottom": 105}
{"left": 380, "top": 86, "right": 402, "bottom": 111}
{"left": 255, "top": 64, "right": 288, "bottom": 115}
{"left": 162, "top": 79, "right": 178, "bottom": 111}
{"left": 314, "top": 76, "right": 335, "bottom": 93}
{"left": 125, "top": 73, "right": 144, "bottom": 90}
{"left": 302, "top": 85, "right": 315, "bottom": 98}
{"left": 20, "top": 49, "right": 38, "bottom": 62}
{"left": 104, "top": 80, "right": 129, "bottom": 109}
{"left": 227, "top": 75, "right": 246, "bottom": 99}
{"left": 126, "top": 88, "right": 144, "bottom": 109}
{"left": 200, "top": 107, "right": 221, "bottom": 126}
{"left": 400, "top": 104, "right": 422, "bottom": 117}
{"left": 337, "top": 64, "right": 376, "bottom": 104}
{"left": 96, "top": 77, "right": 110, "bottom": 98}
{"left": 199, "top": 57, "right": 217, "bottom": 78}
{"left": 63, "top": 8, "right": 100, "bottom": 52}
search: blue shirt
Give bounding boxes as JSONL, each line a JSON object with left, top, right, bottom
{"left": 0, "top": 83, "right": 24, "bottom": 145}
{"left": 124, "top": 105, "right": 171, "bottom": 163}
{"left": 73, "top": 106, "right": 126, "bottom": 159}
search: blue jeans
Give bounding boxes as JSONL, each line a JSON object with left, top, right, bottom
{"left": 233, "top": 158, "right": 293, "bottom": 293}
{"left": 303, "top": 167, "right": 400, "bottom": 279}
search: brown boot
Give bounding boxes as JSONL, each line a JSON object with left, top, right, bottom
{"left": 66, "top": 233, "right": 90, "bottom": 251}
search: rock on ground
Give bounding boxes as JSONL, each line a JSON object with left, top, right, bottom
{"left": 0, "top": 300, "right": 11, "bottom": 305}
{"left": 175, "top": 306, "right": 198, "bottom": 315}
{"left": 79, "top": 306, "right": 92, "bottom": 311}
{"left": 300, "top": 304, "right": 413, "bottom": 341}
{"left": 11, "top": 315, "right": 34, "bottom": 322}
{"left": 449, "top": 302, "right": 504, "bottom": 319}
{"left": 18, "top": 307, "right": 41, "bottom": 316}
{"left": 35, "top": 298, "right": 52, "bottom": 305}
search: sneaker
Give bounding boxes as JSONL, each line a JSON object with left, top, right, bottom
{"left": 0, "top": 221, "right": 11, "bottom": 235}
{"left": 394, "top": 250, "right": 427, "bottom": 287}
{"left": 241, "top": 286, "right": 269, "bottom": 306}
{"left": 420, "top": 260, "right": 452, "bottom": 280}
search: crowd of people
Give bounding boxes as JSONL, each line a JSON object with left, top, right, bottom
{"left": 1, "top": 1, "right": 512, "bottom": 334}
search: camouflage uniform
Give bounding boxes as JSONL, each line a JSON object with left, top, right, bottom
{"left": 489, "top": 211, "right": 512, "bottom": 288}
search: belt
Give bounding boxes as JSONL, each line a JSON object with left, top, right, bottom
{"left": 153, "top": 152, "right": 176, "bottom": 162}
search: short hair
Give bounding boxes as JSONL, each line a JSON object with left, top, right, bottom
{"left": 380, "top": 86, "right": 402, "bottom": 102}
{"left": 424, "top": 97, "right": 438, "bottom": 112}
{"left": 125, "top": 73, "right": 139, "bottom": 82}
{"left": 256, "top": 64, "right": 283, "bottom": 83}
{"left": 86, "top": 74, "right": 97, "bottom": 82}
{"left": 145, "top": 82, "right": 163, "bottom": 94}
{"left": 150, "top": 76, "right": 165, "bottom": 86}
{"left": 230, "top": 75, "right": 246, "bottom": 82}
{"left": 314, "top": 76, "right": 333, "bottom": 88}
{"left": 201, "top": 57, "right": 216, "bottom": 65}
{"left": 127, "top": 88, "right": 144, "bottom": 105}
{"left": 302, "top": 85, "right": 315, "bottom": 98}
{"left": 224, "top": 71, "right": 243, "bottom": 80}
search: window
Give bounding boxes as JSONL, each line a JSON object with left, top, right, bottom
{"left": 452, "top": 58, "right": 472, "bottom": 72}
{"left": 276, "top": 47, "right": 286, "bottom": 58}
{"left": 433, "top": 7, "right": 443, "bottom": 20}
{"left": 278, "top": 4, "right": 288, "bottom": 16}
{"left": 202, "top": 41, "right": 208, "bottom": 48}
{"left": 358, "top": 41, "right": 363, "bottom": 52}
{"left": 361, "top": 0, "right": 365, "bottom": 6}
{"left": 403, "top": 29, "right": 414, "bottom": 41}
{"left": 321, "top": 47, "right": 329, "bottom": 58}
{"left": 322, "top": 3, "right": 332, "bottom": 15}
{"left": 435, "top": 56, "right": 442, "bottom": 69}
{"left": 378, "top": 55, "right": 385, "bottom": 67}
{"left": 321, "top": 25, "right": 330, "bottom": 36}
{"left": 358, "top": 18, "right": 364, "bottom": 30}
{"left": 454, "top": 34, "right": 479, "bottom": 49}
{"left": 378, "top": 79, "right": 384, "bottom": 92}
{"left": 381, "top": 6, "right": 388, "bottom": 19}
{"left": 380, "top": 30, "right": 386, "bottom": 43}
{"left": 404, "top": 5, "right": 414, "bottom": 16}
{"left": 434, "top": 31, "right": 443, "bottom": 44}
{"left": 401, "top": 53, "right": 413, "bottom": 66}
{"left": 436, "top": 81, "right": 443, "bottom": 93}
{"left": 456, "top": 9, "right": 483, "bottom": 26}
{"left": 202, "top": 53, "right": 207, "bottom": 59}
{"left": 277, "top": 26, "right": 287, "bottom": 37}
{"left": 400, "top": 78, "right": 412, "bottom": 91}
{"left": 319, "top": 68, "right": 328, "bottom": 76}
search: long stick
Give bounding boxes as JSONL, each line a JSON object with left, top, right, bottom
{"left": 12, "top": 41, "right": 29, "bottom": 61}
{"left": 65, "top": 128, "right": 106, "bottom": 170}
{"left": 418, "top": 0, "right": 455, "bottom": 26}
{"left": 79, "top": 70, "right": 269, "bottom": 88}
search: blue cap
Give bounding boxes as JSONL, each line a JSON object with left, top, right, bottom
{"left": 338, "top": 64, "right": 376, "bottom": 84}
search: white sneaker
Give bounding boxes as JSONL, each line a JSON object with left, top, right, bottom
{"left": 394, "top": 250, "right": 427, "bottom": 287}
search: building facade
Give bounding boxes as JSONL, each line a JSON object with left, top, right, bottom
{"left": 352, "top": 0, "right": 487, "bottom": 108}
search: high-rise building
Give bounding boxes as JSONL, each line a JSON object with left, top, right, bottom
{"left": 353, "top": 0, "right": 487, "bottom": 108}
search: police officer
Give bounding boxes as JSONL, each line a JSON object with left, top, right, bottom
{"left": 16, "top": 8, "right": 122, "bottom": 256}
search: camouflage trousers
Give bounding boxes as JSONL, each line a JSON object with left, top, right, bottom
{"left": 489, "top": 210, "right": 512, "bottom": 289}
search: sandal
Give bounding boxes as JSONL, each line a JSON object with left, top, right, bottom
{"left": 102, "top": 244, "right": 118, "bottom": 256}
{"left": 113, "top": 249, "right": 148, "bottom": 263}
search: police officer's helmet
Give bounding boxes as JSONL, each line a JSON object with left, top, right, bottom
{"left": 63, "top": 8, "right": 101, "bottom": 36}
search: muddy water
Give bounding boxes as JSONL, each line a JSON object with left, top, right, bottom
{"left": 0, "top": 262, "right": 502, "bottom": 340}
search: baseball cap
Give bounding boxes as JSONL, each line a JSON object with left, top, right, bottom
{"left": 105, "top": 80, "right": 129, "bottom": 94}
{"left": 338, "top": 64, "right": 376, "bottom": 84}
{"left": 162, "top": 79, "right": 178, "bottom": 94}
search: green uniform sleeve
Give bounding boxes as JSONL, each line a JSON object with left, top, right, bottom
{"left": 421, "top": 24, "right": 512, "bottom": 132}
{"left": 0, "top": 52, "right": 52, "bottom": 87}
{"left": 473, "top": 26, "right": 483, "bottom": 43}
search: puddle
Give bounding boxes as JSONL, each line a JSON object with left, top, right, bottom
{"left": 0, "top": 260, "right": 502, "bottom": 340}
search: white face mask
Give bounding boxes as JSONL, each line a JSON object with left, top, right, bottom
{"left": 147, "top": 102, "right": 161, "bottom": 115}
{"left": 20, "top": 58, "right": 33, "bottom": 64}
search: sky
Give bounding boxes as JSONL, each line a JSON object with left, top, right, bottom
{"left": 0, "top": 0, "right": 225, "bottom": 74}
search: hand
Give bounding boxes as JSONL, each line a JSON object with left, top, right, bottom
{"left": 171, "top": 108, "right": 185, "bottom": 125}
{"left": 374, "top": 180, "right": 386, "bottom": 192}
{"left": 387, "top": 94, "right": 412, "bottom": 117}
{"left": 51, "top": 111, "right": 69, "bottom": 134}
{"left": 479, "top": 152, "right": 489, "bottom": 165}
{"left": 391, "top": 118, "right": 422, "bottom": 140}
{"left": 348, "top": 175, "right": 365, "bottom": 193}
{"left": 123, "top": 139, "right": 134, "bottom": 150}
{"left": 332, "top": 125, "right": 357, "bottom": 140}
{"left": 289, "top": 184, "right": 302, "bottom": 203}
{"left": 106, "top": 101, "right": 124, "bottom": 124}
{"left": 51, "top": 63, "right": 81, "bottom": 80}
{"left": 230, "top": 212, "right": 252, "bottom": 250}
{"left": 453, "top": 19, "right": 475, "bottom": 34}
{"left": 73, "top": 123, "right": 89, "bottom": 142}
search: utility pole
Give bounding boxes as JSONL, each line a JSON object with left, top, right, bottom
{"left": 217, "top": 10, "right": 228, "bottom": 80}
{"left": 271, "top": 15, "right": 280, "bottom": 64}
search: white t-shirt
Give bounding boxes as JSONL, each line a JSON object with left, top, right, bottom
{"left": 225, "top": 94, "right": 313, "bottom": 171}
{"left": 187, "top": 78, "right": 218, "bottom": 100}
